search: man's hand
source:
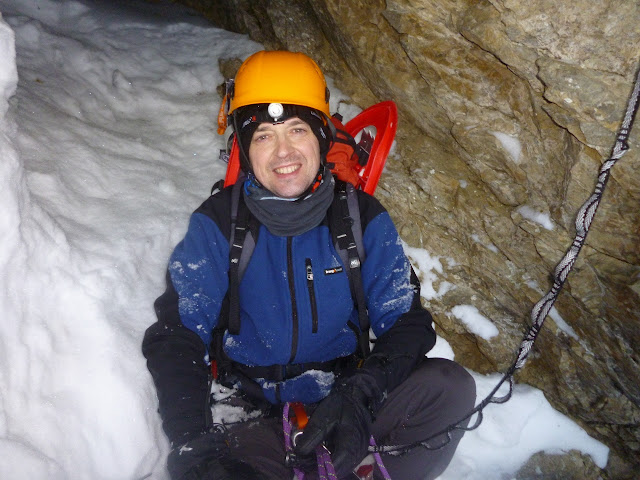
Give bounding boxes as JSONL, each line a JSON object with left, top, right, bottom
{"left": 294, "top": 381, "right": 372, "bottom": 477}
{"left": 167, "top": 431, "right": 227, "bottom": 480}
{"left": 168, "top": 431, "right": 267, "bottom": 480}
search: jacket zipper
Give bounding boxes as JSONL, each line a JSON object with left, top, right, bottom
{"left": 287, "top": 237, "right": 299, "bottom": 363}
{"left": 305, "top": 258, "right": 319, "bottom": 333}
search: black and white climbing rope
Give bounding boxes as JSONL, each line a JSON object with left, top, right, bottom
{"left": 515, "top": 66, "right": 640, "bottom": 371}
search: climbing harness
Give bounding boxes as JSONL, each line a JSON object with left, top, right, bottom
{"left": 369, "top": 64, "right": 640, "bottom": 456}
{"left": 283, "top": 402, "right": 392, "bottom": 480}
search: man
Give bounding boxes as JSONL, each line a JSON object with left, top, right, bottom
{"left": 142, "top": 50, "right": 475, "bottom": 480}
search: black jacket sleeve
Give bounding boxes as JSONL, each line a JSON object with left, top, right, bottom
{"left": 142, "top": 191, "right": 235, "bottom": 448}
{"left": 346, "top": 266, "right": 436, "bottom": 410}
{"left": 352, "top": 192, "right": 436, "bottom": 406}
{"left": 142, "top": 270, "right": 213, "bottom": 447}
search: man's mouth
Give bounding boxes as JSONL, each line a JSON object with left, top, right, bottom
{"left": 274, "top": 164, "right": 301, "bottom": 175}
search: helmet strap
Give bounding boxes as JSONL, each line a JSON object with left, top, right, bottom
{"left": 232, "top": 113, "right": 254, "bottom": 174}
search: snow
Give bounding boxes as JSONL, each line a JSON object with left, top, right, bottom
{"left": 0, "top": 0, "right": 609, "bottom": 479}
{"left": 517, "top": 205, "right": 555, "bottom": 230}
{"left": 403, "top": 242, "right": 455, "bottom": 300}
{"left": 443, "top": 374, "right": 609, "bottom": 476}
{"left": 451, "top": 305, "right": 499, "bottom": 340}
{"left": 491, "top": 131, "right": 522, "bottom": 164}
{"left": 471, "top": 233, "right": 499, "bottom": 253}
{"left": 548, "top": 307, "right": 579, "bottom": 340}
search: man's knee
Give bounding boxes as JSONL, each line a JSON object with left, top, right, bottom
{"left": 374, "top": 357, "right": 476, "bottom": 435}
{"left": 370, "top": 359, "right": 476, "bottom": 480}
{"left": 414, "top": 357, "right": 476, "bottom": 417}
{"left": 427, "top": 358, "right": 475, "bottom": 395}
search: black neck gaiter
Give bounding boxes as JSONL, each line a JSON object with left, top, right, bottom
{"left": 243, "top": 167, "right": 335, "bottom": 237}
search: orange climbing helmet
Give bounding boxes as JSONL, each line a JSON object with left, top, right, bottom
{"left": 228, "top": 50, "right": 330, "bottom": 116}
{"left": 219, "top": 50, "right": 334, "bottom": 169}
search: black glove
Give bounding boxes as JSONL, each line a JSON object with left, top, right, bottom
{"left": 167, "top": 428, "right": 271, "bottom": 480}
{"left": 179, "top": 455, "right": 265, "bottom": 480}
{"left": 294, "top": 378, "right": 374, "bottom": 477}
{"left": 168, "top": 429, "right": 269, "bottom": 480}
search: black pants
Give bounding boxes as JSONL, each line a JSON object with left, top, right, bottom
{"left": 222, "top": 358, "right": 476, "bottom": 480}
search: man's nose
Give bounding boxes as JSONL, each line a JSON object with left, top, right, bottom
{"left": 275, "top": 135, "right": 295, "bottom": 157}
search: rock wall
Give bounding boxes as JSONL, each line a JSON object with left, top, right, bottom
{"left": 175, "top": 0, "right": 640, "bottom": 477}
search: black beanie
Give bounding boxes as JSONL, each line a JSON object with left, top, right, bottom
{"left": 232, "top": 103, "right": 333, "bottom": 172}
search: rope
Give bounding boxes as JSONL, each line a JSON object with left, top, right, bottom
{"left": 515, "top": 63, "right": 640, "bottom": 370}
{"left": 369, "top": 63, "right": 640, "bottom": 456}
{"left": 282, "top": 403, "right": 307, "bottom": 480}
{"left": 315, "top": 446, "right": 338, "bottom": 480}
{"left": 370, "top": 437, "right": 393, "bottom": 479}
{"left": 282, "top": 403, "right": 338, "bottom": 479}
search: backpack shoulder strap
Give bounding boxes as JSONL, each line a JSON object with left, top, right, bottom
{"left": 227, "top": 179, "right": 256, "bottom": 335}
{"left": 230, "top": 180, "right": 256, "bottom": 280}
{"left": 329, "top": 180, "right": 370, "bottom": 358}
{"left": 345, "top": 182, "right": 365, "bottom": 262}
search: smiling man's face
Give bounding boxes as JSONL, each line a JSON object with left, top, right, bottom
{"left": 248, "top": 117, "right": 321, "bottom": 199}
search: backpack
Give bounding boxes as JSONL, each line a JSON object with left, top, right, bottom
{"left": 212, "top": 101, "right": 398, "bottom": 388}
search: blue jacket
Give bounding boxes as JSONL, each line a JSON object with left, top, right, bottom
{"left": 143, "top": 182, "right": 435, "bottom": 445}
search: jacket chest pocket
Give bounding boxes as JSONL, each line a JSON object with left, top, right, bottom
{"left": 302, "top": 257, "right": 353, "bottom": 335}
{"left": 305, "top": 258, "right": 319, "bottom": 333}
